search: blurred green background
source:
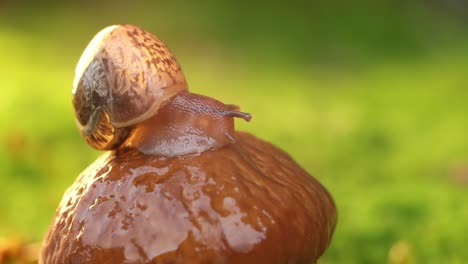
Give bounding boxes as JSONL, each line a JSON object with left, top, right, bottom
{"left": 1, "top": 0, "right": 467, "bottom": 263}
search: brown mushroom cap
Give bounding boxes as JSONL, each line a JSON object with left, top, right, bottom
{"left": 40, "top": 132, "right": 336, "bottom": 263}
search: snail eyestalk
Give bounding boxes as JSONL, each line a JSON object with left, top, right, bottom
{"left": 222, "top": 110, "right": 252, "bottom": 122}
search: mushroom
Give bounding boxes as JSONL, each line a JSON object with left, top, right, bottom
{"left": 40, "top": 24, "right": 337, "bottom": 264}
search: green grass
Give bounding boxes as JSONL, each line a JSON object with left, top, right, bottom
{"left": 1, "top": 3, "right": 468, "bottom": 263}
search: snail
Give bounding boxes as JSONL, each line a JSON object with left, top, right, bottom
{"left": 40, "top": 24, "right": 337, "bottom": 264}
{"left": 72, "top": 24, "right": 251, "bottom": 156}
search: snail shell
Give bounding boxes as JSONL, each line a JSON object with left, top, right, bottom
{"left": 72, "top": 24, "right": 187, "bottom": 150}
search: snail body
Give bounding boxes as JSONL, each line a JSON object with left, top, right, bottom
{"left": 41, "top": 24, "right": 337, "bottom": 264}
{"left": 127, "top": 91, "right": 251, "bottom": 157}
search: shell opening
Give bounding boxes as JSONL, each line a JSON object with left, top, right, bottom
{"left": 80, "top": 106, "right": 130, "bottom": 150}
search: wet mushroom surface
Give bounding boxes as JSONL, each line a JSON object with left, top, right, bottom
{"left": 40, "top": 24, "right": 337, "bottom": 264}
{"left": 41, "top": 133, "right": 336, "bottom": 263}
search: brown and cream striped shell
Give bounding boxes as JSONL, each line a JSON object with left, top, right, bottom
{"left": 72, "top": 24, "right": 188, "bottom": 150}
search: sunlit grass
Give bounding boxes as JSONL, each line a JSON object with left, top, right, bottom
{"left": 1, "top": 26, "right": 467, "bottom": 263}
